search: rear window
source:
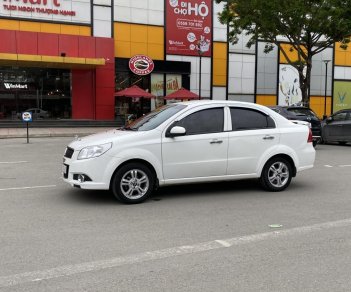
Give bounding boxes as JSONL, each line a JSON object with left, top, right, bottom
{"left": 230, "top": 108, "right": 275, "bottom": 131}
{"left": 287, "top": 108, "right": 317, "bottom": 117}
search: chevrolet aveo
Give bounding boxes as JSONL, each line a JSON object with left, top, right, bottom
{"left": 63, "top": 101, "right": 315, "bottom": 204}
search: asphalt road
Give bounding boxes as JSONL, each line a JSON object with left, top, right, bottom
{"left": 0, "top": 137, "right": 351, "bottom": 291}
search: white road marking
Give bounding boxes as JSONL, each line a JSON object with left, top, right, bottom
{"left": 0, "top": 185, "right": 56, "bottom": 192}
{"left": 324, "top": 165, "right": 333, "bottom": 168}
{"left": 339, "top": 165, "right": 351, "bottom": 168}
{"left": 215, "top": 240, "right": 232, "bottom": 247}
{"left": 0, "top": 161, "right": 28, "bottom": 164}
{"left": 1, "top": 217, "right": 351, "bottom": 288}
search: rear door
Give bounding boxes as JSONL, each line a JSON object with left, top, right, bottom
{"left": 227, "top": 107, "right": 279, "bottom": 176}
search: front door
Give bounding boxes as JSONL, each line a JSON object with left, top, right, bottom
{"left": 324, "top": 111, "right": 348, "bottom": 141}
{"left": 162, "top": 106, "right": 228, "bottom": 180}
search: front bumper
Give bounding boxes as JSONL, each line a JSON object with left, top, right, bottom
{"left": 62, "top": 150, "right": 118, "bottom": 190}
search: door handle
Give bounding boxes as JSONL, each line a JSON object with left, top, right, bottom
{"left": 263, "top": 135, "right": 275, "bottom": 140}
{"left": 210, "top": 139, "right": 223, "bottom": 144}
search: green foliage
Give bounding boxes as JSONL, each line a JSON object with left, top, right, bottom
{"left": 216, "top": 0, "right": 351, "bottom": 105}
{"left": 216, "top": 0, "right": 351, "bottom": 56}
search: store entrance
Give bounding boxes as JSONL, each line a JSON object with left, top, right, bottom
{"left": 0, "top": 67, "right": 71, "bottom": 120}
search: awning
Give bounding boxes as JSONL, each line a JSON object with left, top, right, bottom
{"left": 115, "top": 85, "right": 156, "bottom": 99}
{"left": 0, "top": 53, "right": 105, "bottom": 69}
{"left": 164, "top": 87, "right": 199, "bottom": 100}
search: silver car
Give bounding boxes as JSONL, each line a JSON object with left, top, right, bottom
{"left": 322, "top": 109, "right": 351, "bottom": 145}
{"left": 17, "top": 108, "right": 49, "bottom": 119}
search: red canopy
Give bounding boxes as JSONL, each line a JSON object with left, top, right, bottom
{"left": 115, "top": 85, "right": 155, "bottom": 99}
{"left": 164, "top": 88, "right": 199, "bottom": 100}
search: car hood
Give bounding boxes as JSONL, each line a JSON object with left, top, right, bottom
{"left": 68, "top": 129, "right": 139, "bottom": 150}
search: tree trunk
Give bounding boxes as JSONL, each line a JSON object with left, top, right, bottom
{"left": 300, "top": 57, "right": 312, "bottom": 108}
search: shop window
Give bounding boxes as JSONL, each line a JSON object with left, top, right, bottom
{"left": 0, "top": 67, "right": 71, "bottom": 120}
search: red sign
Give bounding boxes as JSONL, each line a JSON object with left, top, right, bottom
{"left": 166, "top": 0, "right": 212, "bottom": 57}
{"left": 129, "top": 55, "right": 155, "bottom": 76}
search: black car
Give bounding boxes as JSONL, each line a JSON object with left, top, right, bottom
{"left": 270, "top": 106, "right": 322, "bottom": 146}
{"left": 321, "top": 109, "right": 351, "bottom": 145}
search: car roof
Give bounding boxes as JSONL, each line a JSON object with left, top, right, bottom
{"left": 174, "top": 100, "right": 291, "bottom": 125}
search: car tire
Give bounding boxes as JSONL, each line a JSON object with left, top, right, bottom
{"left": 313, "top": 140, "right": 317, "bottom": 147}
{"left": 338, "top": 141, "right": 347, "bottom": 145}
{"left": 111, "top": 162, "right": 154, "bottom": 204}
{"left": 260, "top": 157, "right": 292, "bottom": 192}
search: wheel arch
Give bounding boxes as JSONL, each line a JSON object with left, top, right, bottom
{"left": 260, "top": 154, "right": 297, "bottom": 177}
{"left": 109, "top": 158, "right": 159, "bottom": 190}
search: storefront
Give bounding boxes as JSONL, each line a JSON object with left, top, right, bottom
{"left": 114, "top": 57, "right": 191, "bottom": 120}
{"left": 0, "top": 0, "right": 115, "bottom": 121}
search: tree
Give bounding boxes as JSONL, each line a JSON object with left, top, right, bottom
{"left": 216, "top": 0, "right": 351, "bottom": 106}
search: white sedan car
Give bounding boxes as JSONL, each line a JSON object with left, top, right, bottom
{"left": 63, "top": 101, "right": 315, "bottom": 203}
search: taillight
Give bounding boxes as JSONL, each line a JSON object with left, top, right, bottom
{"left": 307, "top": 128, "right": 313, "bottom": 143}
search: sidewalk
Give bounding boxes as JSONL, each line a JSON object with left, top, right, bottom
{"left": 0, "top": 127, "right": 116, "bottom": 139}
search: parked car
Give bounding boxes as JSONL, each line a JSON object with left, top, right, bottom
{"left": 63, "top": 101, "right": 315, "bottom": 204}
{"left": 269, "top": 106, "right": 321, "bottom": 147}
{"left": 17, "top": 108, "right": 49, "bottom": 119}
{"left": 321, "top": 109, "right": 351, "bottom": 145}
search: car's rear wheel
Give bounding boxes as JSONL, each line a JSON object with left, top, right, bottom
{"left": 338, "top": 141, "right": 347, "bottom": 145}
{"left": 111, "top": 163, "right": 154, "bottom": 204}
{"left": 260, "top": 157, "right": 292, "bottom": 192}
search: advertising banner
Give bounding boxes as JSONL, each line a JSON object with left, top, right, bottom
{"left": 166, "top": 74, "right": 182, "bottom": 95}
{"left": 278, "top": 65, "right": 303, "bottom": 106}
{"left": 166, "top": 0, "right": 212, "bottom": 57}
{"left": 151, "top": 74, "right": 165, "bottom": 108}
{"left": 333, "top": 81, "right": 351, "bottom": 112}
{"left": 151, "top": 74, "right": 164, "bottom": 97}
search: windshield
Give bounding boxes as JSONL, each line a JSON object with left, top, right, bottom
{"left": 123, "top": 104, "right": 187, "bottom": 131}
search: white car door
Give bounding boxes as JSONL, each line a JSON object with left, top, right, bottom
{"left": 162, "top": 106, "right": 229, "bottom": 180}
{"left": 227, "top": 107, "right": 280, "bottom": 176}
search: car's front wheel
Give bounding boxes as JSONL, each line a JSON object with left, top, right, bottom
{"left": 111, "top": 163, "right": 154, "bottom": 204}
{"left": 260, "top": 157, "right": 292, "bottom": 192}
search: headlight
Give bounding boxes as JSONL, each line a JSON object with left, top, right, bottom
{"left": 78, "top": 143, "right": 112, "bottom": 160}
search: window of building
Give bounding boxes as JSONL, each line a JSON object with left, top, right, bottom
{"left": 0, "top": 67, "right": 71, "bottom": 120}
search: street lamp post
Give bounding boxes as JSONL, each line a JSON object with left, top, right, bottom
{"left": 323, "top": 60, "right": 331, "bottom": 120}
{"left": 196, "top": 41, "right": 204, "bottom": 99}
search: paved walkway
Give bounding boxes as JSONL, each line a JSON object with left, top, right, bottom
{"left": 0, "top": 127, "right": 116, "bottom": 139}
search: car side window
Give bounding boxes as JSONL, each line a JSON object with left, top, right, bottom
{"left": 230, "top": 108, "right": 275, "bottom": 131}
{"left": 333, "top": 112, "right": 347, "bottom": 121}
{"left": 175, "top": 108, "right": 224, "bottom": 135}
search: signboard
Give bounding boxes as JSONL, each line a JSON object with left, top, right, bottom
{"left": 0, "top": 0, "right": 90, "bottom": 24}
{"left": 278, "top": 65, "right": 303, "bottom": 106}
{"left": 333, "top": 81, "right": 351, "bottom": 112}
{"left": 129, "top": 55, "right": 155, "bottom": 76}
{"left": 3, "top": 83, "right": 28, "bottom": 90}
{"left": 166, "top": 0, "right": 212, "bottom": 57}
{"left": 22, "top": 111, "right": 32, "bottom": 122}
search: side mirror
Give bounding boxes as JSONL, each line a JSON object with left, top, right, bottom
{"left": 326, "top": 116, "right": 333, "bottom": 123}
{"left": 167, "top": 126, "right": 186, "bottom": 138}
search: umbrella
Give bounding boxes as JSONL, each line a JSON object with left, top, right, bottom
{"left": 115, "top": 85, "right": 155, "bottom": 99}
{"left": 164, "top": 88, "right": 199, "bottom": 100}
